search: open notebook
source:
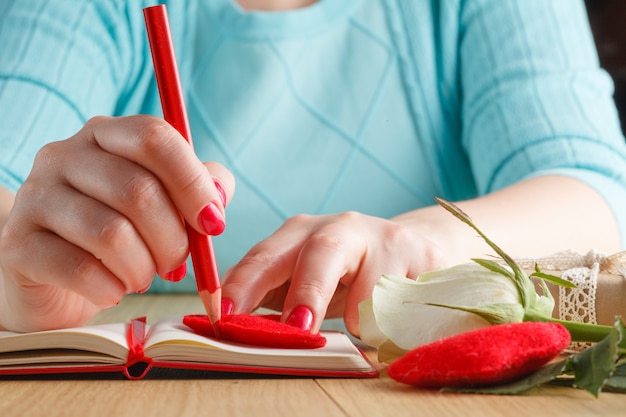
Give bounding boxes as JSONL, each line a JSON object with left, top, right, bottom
{"left": 0, "top": 316, "right": 378, "bottom": 379}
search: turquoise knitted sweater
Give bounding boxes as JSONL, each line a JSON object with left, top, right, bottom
{"left": 1, "top": 0, "right": 625, "bottom": 292}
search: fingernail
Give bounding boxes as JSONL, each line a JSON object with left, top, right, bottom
{"left": 198, "top": 203, "right": 226, "bottom": 236}
{"left": 213, "top": 179, "right": 227, "bottom": 207}
{"left": 221, "top": 298, "right": 234, "bottom": 316}
{"left": 165, "top": 263, "right": 187, "bottom": 282}
{"left": 137, "top": 283, "right": 151, "bottom": 294}
{"left": 286, "top": 305, "right": 314, "bottom": 331}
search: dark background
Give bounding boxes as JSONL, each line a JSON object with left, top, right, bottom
{"left": 585, "top": 0, "right": 626, "bottom": 132}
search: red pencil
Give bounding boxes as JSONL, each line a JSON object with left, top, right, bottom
{"left": 143, "top": 5, "right": 221, "bottom": 329}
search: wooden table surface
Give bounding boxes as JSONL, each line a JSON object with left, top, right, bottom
{"left": 1, "top": 294, "right": 624, "bottom": 417}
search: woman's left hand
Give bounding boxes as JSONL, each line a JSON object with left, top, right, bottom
{"left": 221, "top": 212, "right": 445, "bottom": 336}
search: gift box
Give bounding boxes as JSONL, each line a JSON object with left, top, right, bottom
{"left": 521, "top": 250, "right": 626, "bottom": 326}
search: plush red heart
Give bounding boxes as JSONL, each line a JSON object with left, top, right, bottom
{"left": 387, "top": 321, "right": 570, "bottom": 388}
{"left": 183, "top": 314, "right": 327, "bottom": 349}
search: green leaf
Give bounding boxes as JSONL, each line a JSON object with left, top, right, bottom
{"left": 537, "top": 278, "right": 552, "bottom": 299}
{"left": 571, "top": 326, "right": 620, "bottom": 397}
{"left": 425, "top": 302, "right": 524, "bottom": 325}
{"left": 443, "top": 359, "right": 568, "bottom": 395}
{"left": 530, "top": 280, "right": 556, "bottom": 318}
{"left": 617, "top": 317, "right": 626, "bottom": 353}
{"left": 605, "top": 362, "right": 626, "bottom": 393}
{"left": 471, "top": 258, "right": 514, "bottom": 279}
{"left": 530, "top": 269, "right": 577, "bottom": 288}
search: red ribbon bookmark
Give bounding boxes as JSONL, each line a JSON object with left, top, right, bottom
{"left": 124, "top": 317, "right": 153, "bottom": 380}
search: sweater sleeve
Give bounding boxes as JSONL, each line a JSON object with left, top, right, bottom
{"left": 0, "top": 0, "right": 154, "bottom": 193}
{"left": 459, "top": 0, "right": 626, "bottom": 246}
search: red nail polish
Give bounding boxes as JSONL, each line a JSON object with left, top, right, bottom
{"left": 137, "top": 283, "right": 151, "bottom": 294}
{"left": 286, "top": 305, "right": 313, "bottom": 331}
{"left": 198, "top": 203, "right": 225, "bottom": 236}
{"left": 165, "top": 263, "right": 187, "bottom": 282}
{"left": 213, "top": 179, "right": 227, "bottom": 207}
{"left": 221, "top": 298, "right": 234, "bottom": 316}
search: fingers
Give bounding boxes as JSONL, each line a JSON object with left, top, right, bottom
{"left": 59, "top": 116, "right": 233, "bottom": 278}
{"left": 204, "top": 161, "right": 235, "bottom": 208}
{"left": 338, "top": 222, "right": 443, "bottom": 336}
{"left": 38, "top": 139, "right": 185, "bottom": 280}
{"left": 19, "top": 180, "right": 157, "bottom": 292}
{"left": 221, "top": 215, "right": 315, "bottom": 314}
{"left": 222, "top": 213, "right": 440, "bottom": 336}
{"left": 281, "top": 216, "right": 366, "bottom": 333}
{"left": 223, "top": 213, "right": 368, "bottom": 333}
{"left": 87, "top": 116, "right": 227, "bottom": 237}
{"left": 2, "top": 228, "right": 126, "bottom": 309}
{"left": 0, "top": 115, "right": 238, "bottom": 331}
{"left": 5, "top": 114, "right": 233, "bottom": 291}
{"left": 282, "top": 214, "right": 420, "bottom": 334}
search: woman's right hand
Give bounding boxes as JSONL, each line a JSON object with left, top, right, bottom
{"left": 0, "top": 115, "right": 234, "bottom": 332}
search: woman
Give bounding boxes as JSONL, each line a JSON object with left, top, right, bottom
{"left": 1, "top": 0, "right": 625, "bottom": 334}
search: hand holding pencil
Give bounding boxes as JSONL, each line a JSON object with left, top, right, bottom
{"left": 143, "top": 5, "right": 225, "bottom": 329}
{"left": 0, "top": 17, "right": 233, "bottom": 335}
